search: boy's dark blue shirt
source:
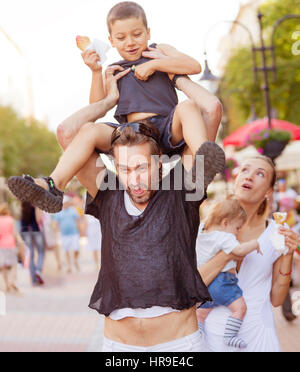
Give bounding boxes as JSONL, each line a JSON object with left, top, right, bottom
{"left": 111, "top": 43, "right": 178, "bottom": 124}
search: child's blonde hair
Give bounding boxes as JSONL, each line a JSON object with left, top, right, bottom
{"left": 204, "top": 195, "right": 247, "bottom": 230}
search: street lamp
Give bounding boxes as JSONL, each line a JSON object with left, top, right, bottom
{"left": 200, "top": 13, "right": 300, "bottom": 129}
{"left": 198, "top": 52, "right": 219, "bottom": 94}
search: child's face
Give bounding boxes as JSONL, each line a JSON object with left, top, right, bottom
{"left": 109, "top": 17, "right": 150, "bottom": 61}
{"left": 222, "top": 218, "right": 244, "bottom": 237}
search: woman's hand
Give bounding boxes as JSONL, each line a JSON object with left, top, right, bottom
{"left": 279, "top": 227, "right": 300, "bottom": 255}
{"left": 81, "top": 49, "right": 102, "bottom": 72}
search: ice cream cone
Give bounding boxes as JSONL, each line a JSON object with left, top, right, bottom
{"left": 273, "top": 212, "right": 287, "bottom": 225}
{"left": 76, "top": 36, "right": 91, "bottom": 51}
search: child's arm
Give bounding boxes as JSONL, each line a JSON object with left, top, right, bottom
{"left": 81, "top": 50, "right": 106, "bottom": 103}
{"left": 231, "top": 240, "right": 262, "bottom": 257}
{"left": 134, "top": 44, "right": 201, "bottom": 81}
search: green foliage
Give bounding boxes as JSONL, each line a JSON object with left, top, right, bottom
{"left": 0, "top": 105, "right": 61, "bottom": 178}
{"left": 220, "top": 0, "right": 300, "bottom": 134}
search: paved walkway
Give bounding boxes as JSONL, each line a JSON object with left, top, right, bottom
{"left": 0, "top": 249, "right": 299, "bottom": 352}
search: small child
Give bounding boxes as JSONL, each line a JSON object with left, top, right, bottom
{"left": 196, "top": 196, "right": 262, "bottom": 349}
{"left": 7, "top": 1, "right": 224, "bottom": 213}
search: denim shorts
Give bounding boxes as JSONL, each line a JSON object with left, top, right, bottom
{"left": 103, "top": 107, "right": 186, "bottom": 156}
{"left": 201, "top": 272, "right": 243, "bottom": 309}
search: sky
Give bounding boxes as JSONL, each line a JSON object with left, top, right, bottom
{"left": 0, "top": 0, "right": 243, "bottom": 131}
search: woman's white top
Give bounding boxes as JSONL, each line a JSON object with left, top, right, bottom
{"left": 109, "top": 192, "right": 180, "bottom": 321}
{"left": 196, "top": 228, "right": 240, "bottom": 272}
{"left": 203, "top": 219, "right": 282, "bottom": 352}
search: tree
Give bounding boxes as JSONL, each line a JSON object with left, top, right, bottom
{"left": 220, "top": 0, "right": 300, "bottom": 135}
{"left": 0, "top": 105, "right": 61, "bottom": 178}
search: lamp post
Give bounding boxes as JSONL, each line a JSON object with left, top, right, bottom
{"left": 199, "top": 13, "right": 300, "bottom": 130}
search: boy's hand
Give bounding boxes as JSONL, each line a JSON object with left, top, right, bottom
{"left": 105, "top": 65, "right": 131, "bottom": 105}
{"left": 134, "top": 61, "right": 156, "bottom": 81}
{"left": 81, "top": 49, "right": 102, "bottom": 72}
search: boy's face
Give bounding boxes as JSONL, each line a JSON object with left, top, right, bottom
{"left": 109, "top": 17, "right": 150, "bottom": 61}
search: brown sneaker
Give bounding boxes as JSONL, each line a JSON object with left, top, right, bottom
{"left": 193, "top": 142, "right": 225, "bottom": 190}
{"left": 8, "top": 175, "right": 64, "bottom": 213}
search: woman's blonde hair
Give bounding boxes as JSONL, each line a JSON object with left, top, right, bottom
{"left": 0, "top": 203, "right": 10, "bottom": 216}
{"left": 204, "top": 195, "right": 247, "bottom": 230}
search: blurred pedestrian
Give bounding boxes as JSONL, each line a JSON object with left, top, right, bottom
{"left": 40, "top": 212, "right": 62, "bottom": 271}
{"left": 274, "top": 178, "right": 299, "bottom": 321}
{"left": 53, "top": 196, "right": 81, "bottom": 273}
{"left": 85, "top": 214, "right": 102, "bottom": 271}
{"left": 0, "top": 203, "right": 25, "bottom": 294}
{"left": 21, "top": 202, "right": 45, "bottom": 286}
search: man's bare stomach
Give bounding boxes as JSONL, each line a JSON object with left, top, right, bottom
{"left": 127, "top": 112, "right": 158, "bottom": 123}
{"left": 104, "top": 306, "right": 198, "bottom": 347}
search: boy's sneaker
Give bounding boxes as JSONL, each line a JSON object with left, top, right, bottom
{"left": 7, "top": 175, "right": 64, "bottom": 213}
{"left": 193, "top": 141, "right": 225, "bottom": 190}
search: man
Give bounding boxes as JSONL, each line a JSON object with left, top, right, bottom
{"left": 56, "top": 69, "right": 225, "bottom": 352}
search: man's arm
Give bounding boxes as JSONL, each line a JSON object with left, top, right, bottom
{"left": 57, "top": 66, "right": 130, "bottom": 150}
{"left": 56, "top": 66, "right": 130, "bottom": 197}
{"left": 175, "top": 76, "right": 223, "bottom": 142}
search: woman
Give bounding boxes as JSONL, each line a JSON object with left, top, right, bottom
{"left": 198, "top": 156, "right": 299, "bottom": 352}
{"left": 0, "top": 203, "right": 25, "bottom": 293}
{"left": 21, "top": 202, "right": 45, "bottom": 286}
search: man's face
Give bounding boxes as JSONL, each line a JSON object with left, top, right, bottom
{"left": 109, "top": 17, "right": 150, "bottom": 61}
{"left": 114, "top": 143, "right": 161, "bottom": 208}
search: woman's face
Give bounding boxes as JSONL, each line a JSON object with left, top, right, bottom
{"left": 234, "top": 158, "right": 274, "bottom": 206}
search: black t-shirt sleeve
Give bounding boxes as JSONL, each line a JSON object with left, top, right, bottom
{"left": 85, "top": 189, "right": 102, "bottom": 220}
{"left": 85, "top": 170, "right": 119, "bottom": 220}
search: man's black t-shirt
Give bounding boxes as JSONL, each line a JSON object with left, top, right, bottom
{"left": 85, "top": 161, "right": 211, "bottom": 316}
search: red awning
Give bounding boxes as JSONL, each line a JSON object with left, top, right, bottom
{"left": 223, "top": 118, "right": 300, "bottom": 147}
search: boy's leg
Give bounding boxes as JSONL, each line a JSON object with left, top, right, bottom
{"left": 36, "top": 123, "right": 114, "bottom": 191}
{"left": 171, "top": 100, "right": 208, "bottom": 157}
{"left": 174, "top": 77, "right": 223, "bottom": 142}
{"left": 224, "top": 297, "right": 248, "bottom": 349}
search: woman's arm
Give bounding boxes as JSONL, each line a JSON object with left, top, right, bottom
{"left": 270, "top": 227, "right": 299, "bottom": 307}
{"left": 198, "top": 251, "right": 234, "bottom": 287}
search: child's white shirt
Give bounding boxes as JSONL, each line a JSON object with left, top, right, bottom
{"left": 196, "top": 225, "right": 240, "bottom": 272}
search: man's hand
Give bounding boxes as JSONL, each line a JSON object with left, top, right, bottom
{"left": 134, "top": 60, "right": 156, "bottom": 81}
{"left": 81, "top": 49, "right": 103, "bottom": 72}
{"left": 105, "top": 65, "right": 131, "bottom": 106}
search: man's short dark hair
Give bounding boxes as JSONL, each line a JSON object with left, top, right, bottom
{"left": 107, "top": 1, "right": 148, "bottom": 34}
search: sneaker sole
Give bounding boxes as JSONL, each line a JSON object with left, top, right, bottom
{"left": 7, "top": 176, "right": 63, "bottom": 213}
{"left": 195, "top": 142, "right": 225, "bottom": 189}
